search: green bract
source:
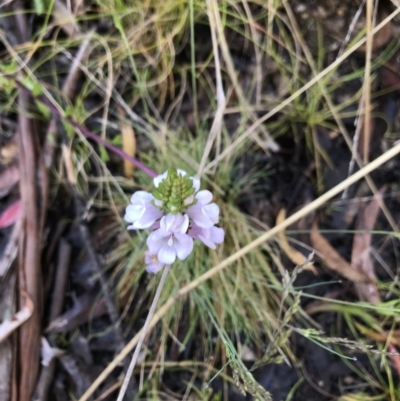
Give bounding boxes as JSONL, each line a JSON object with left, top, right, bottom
{"left": 152, "top": 168, "right": 196, "bottom": 214}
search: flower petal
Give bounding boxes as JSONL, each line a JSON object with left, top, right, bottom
{"left": 147, "top": 230, "right": 168, "bottom": 254}
{"left": 153, "top": 171, "right": 168, "bottom": 187}
{"left": 203, "top": 203, "right": 219, "bottom": 224}
{"left": 174, "top": 233, "right": 194, "bottom": 260}
{"left": 134, "top": 206, "right": 163, "bottom": 229}
{"left": 195, "top": 190, "right": 213, "bottom": 205}
{"left": 130, "top": 191, "right": 153, "bottom": 205}
{"left": 160, "top": 213, "right": 187, "bottom": 233}
{"left": 190, "top": 177, "right": 200, "bottom": 192}
{"left": 177, "top": 214, "right": 189, "bottom": 233}
{"left": 158, "top": 245, "right": 177, "bottom": 264}
{"left": 186, "top": 204, "right": 213, "bottom": 228}
{"left": 210, "top": 226, "right": 224, "bottom": 244}
{"left": 177, "top": 169, "right": 187, "bottom": 177}
{"left": 146, "top": 263, "right": 164, "bottom": 274}
{"left": 124, "top": 204, "right": 144, "bottom": 223}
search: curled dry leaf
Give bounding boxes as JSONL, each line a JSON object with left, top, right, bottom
{"left": 276, "top": 208, "right": 316, "bottom": 272}
{"left": 310, "top": 223, "right": 370, "bottom": 283}
{"left": 351, "top": 188, "right": 384, "bottom": 303}
{"left": 0, "top": 289, "right": 33, "bottom": 343}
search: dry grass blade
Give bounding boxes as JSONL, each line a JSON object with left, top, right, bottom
{"left": 363, "top": 0, "right": 374, "bottom": 163}
{"left": 351, "top": 188, "right": 384, "bottom": 302}
{"left": 79, "top": 136, "right": 400, "bottom": 401}
{"left": 203, "top": 7, "right": 400, "bottom": 174}
{"left": 283, "top": 0, "right": 398, "bottom": 233}
{"left": 197, "top": 0, "right": 226, "bottom": 177}
{"left": 310, "top": 223, "right": 370, "bottom": 283}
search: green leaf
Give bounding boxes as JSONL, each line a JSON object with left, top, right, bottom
{"left": 20, "top": 76, "right": 43, "bottom": 96}
{"left": 35, "top": 99, "right": 51, "bottom": 119}
{"left": 99, "top": 145, "right": 109, "bottom": 162}
{"left": 0, "top": 60, "right": 17, "bottom": 74}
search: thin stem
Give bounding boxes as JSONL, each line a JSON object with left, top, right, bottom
{"left": 116, "top": 264, "right": 171, "bottom": 401}
{"left": 16, "top": 81, "right": 158, "bottom": 178}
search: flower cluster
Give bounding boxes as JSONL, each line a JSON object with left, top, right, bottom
{"left": 124, "top": 169, "right": 224, "bottom": 273}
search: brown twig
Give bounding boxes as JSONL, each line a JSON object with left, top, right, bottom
{"left": 33, "top": 239, "right": 71, "bottom": 400}
{"left": 16, "top": 81, "right": 43, "bottom": 401}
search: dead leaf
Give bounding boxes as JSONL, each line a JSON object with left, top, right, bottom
{"left": 359, "top": 15, "right": 393, "bottom": 52}
{"left": 53, "top": 0, "right": 81, "bottom": 37}
{"left": 117, "top": 105, "right": 136, "bottom": 179}
{"left": 0, "top": 164, "right": 19, "bottom": 198}
{"left": 276, "top": 208, "right": 317, "bottom": 273}
{"left": 351, "top": 188, "right": 384, "bottom": 303}
{"left": 0, "top": 290, "right": 33, "bottom": 343}
{"left": 354, "top": 321, "right": 400, "bottom": 346}
{"left": 310, "top": 223, "right": 370, "bottom": 283}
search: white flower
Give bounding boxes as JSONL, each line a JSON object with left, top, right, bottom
{"left": 146, "top": 213, "right": 193, "bottom": 264}
{"left": 124, "top": 191, "right": 163, "bottom": 229}
{"left": 186, "top": 190, "right": 219, "bottom": 228}
{"left": 144, "top": 252, "right": 165, "bottom": 274}
{"left": 189, "top": 223, "right": 225, "bottom": 249}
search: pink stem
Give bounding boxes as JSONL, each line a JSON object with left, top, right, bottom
{"left": 19, "top": 82, "right": 158, "bottom": 178}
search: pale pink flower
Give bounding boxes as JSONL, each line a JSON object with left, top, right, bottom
{"left": 188, "top": 223, "right": 224, "bottom": 249}
{"left": 144, "top": 252, "right": 165, "bottom": 274}
{"left": 146, "top": 213, "right": 193, "bottom": 264}
{"left": 124, "top": 191, "right": 163, "bottom": 229}
{"left": 186, "top": 190, "right": 219, "bottom": 228}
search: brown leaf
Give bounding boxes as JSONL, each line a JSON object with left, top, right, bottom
{"left": 276, "top": 208, "right": 317, "bottom": 273}
{"left": 351, "top": 188, "right": 385, "bottom": 302}
{"left": 310, "top": 223, "right": 370, "bottom": 283}
{"left": 276, "top": 209, "right": 307, "bottom": 266}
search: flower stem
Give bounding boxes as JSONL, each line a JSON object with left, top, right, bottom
{"left": 116, "top": 264, "right": 171, "bottom": 401}
{"left": 17, "top": 81, "right": 158, "bottom": 178}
